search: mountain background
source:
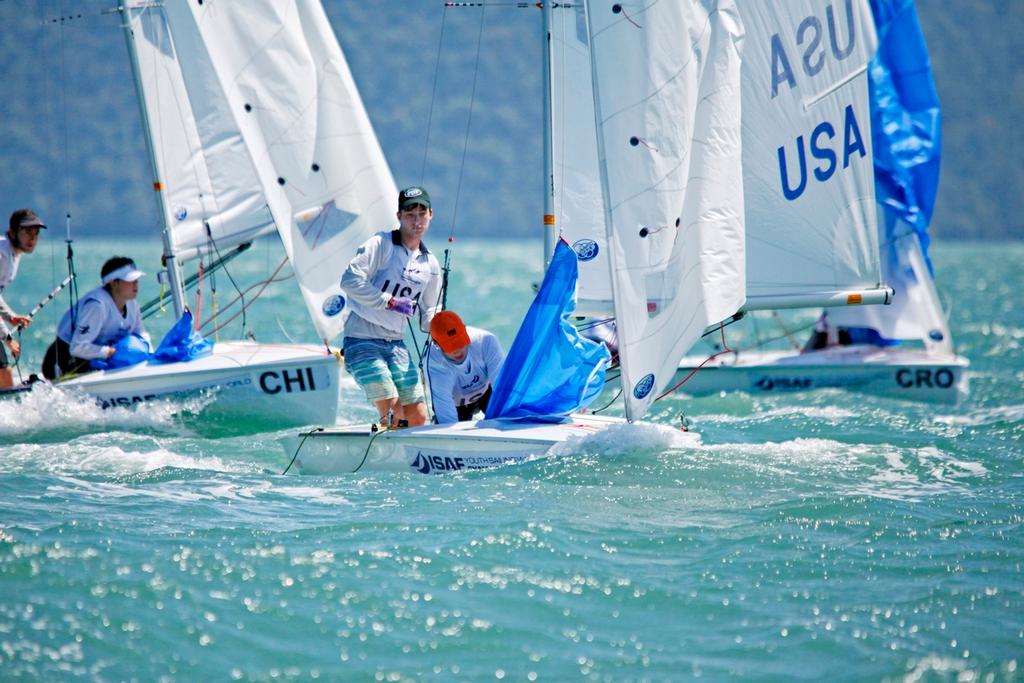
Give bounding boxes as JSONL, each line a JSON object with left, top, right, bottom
{"left": 1, "top": 0, "right": 1020, "bottom": 243}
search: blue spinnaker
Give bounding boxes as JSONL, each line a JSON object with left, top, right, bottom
{"left": 485, "top": 239, "right": 610, "bottom": 421}
{"left": 152, "top": 310, "right": 214, "bottom": 364}
{"left": 868, "top": 0, "right": 941, "bottom": 272}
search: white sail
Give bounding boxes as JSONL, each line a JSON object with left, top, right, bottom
{"left": 550, "top": 5, "right": 612, "bottom": 317}
{"left": 127, "top": 5, "right": 275, "bottom": 262}
{"left": 586, "top": 1, "right": 746, "bottom": 420}
{"left": 829, "top": 217, "right": 952, "bottom": 353}
{"left": 176, "top": 1, "right": 397, "bottom": 343}
{"left": 738, "top": 0, "right": 886, "bottom": 310}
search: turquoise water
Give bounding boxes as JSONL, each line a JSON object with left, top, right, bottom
{"left": 2, "top": 238, "right": 1022, "bottom": 681}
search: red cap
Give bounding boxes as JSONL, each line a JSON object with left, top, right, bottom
{"left": 430, "top": 310, "right": 470, "bottom": 354}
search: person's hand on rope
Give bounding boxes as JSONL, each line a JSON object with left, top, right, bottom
{"left": 387, "top": 296, "right": 415, "bottom": 317}
{"left": 5, "top": 338, "right": 20, "bottom": 359}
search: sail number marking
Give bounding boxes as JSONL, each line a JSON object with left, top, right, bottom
{"left": 260, "top": 367, "right": 322, "bottom": 394}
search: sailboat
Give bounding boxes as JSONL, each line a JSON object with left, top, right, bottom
{"left": 672, "top": 0, "right": 968, "bottom": 403}
{"left": 283, "top": 0, "right": 777, "bottom": 475}
{"left": 38, "top": 2, "right": 397, "bottom": 426}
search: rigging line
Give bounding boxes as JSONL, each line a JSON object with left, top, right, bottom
{"left": 352, "top": 426, "right": 387, "bottom": 474}
{"left": 281, "top": 427, "right": 323, "bottom": 475}
{"left": 199, "top": 258, "right": 291, "bottom": 334}
{"left": 419, "top": 4, "right": 450, "bottom": 183}
{"left": 751, "top": 310, "right": 764, "bottom": 348}
{"left": 448, "top": 4, "right": 487, "bottom": 241}
{"left": 771, "top": 310, "right": 804, "bottom": 351}
{"left": 204, "top": 224, "right": 248, "bottom": 335}
{"left": 58, "top": 0, "right": 72, "bottom": 227}
{"left": 589, "top": 386, "right": 622, "bottom": 415}
{"left": 655, "top": 321, "right": 734, "bottom": 402}
{"left": 421, "top": 339, "right": 438, "bottom": 424}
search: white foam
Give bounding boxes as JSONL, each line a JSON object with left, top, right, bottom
{"left": 7, "top": 440, "right": 249, "bottom": 477}
{"left": 547, "top": 420, "right": 701, "bottom": 458}
{"left": 704, "top": 404, "right": 858, "bottom": 424}
{"left": 933, "top": 403, "right": 1024, "bottom": 427}
{"left": 698, "top": 438, "right": 988, "bottom": 502}
{"left": 0, "top": 382, "right": 211, "bottom": 437}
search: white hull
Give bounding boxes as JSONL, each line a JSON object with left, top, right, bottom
{"left": 675, "top": 345, "right": 969, "bottom": 402}
{"left": 281, "top": 413, "right": 626, "bottom": 475}
{"left": 53, "top": 341, "right": 342, "bottom": 426}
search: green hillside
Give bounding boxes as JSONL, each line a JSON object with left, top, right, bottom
{"left": 0, "top": 0, "right": 1019, "bottom": 241}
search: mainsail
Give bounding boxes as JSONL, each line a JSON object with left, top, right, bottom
{"left": 738, "top": 0, "right": 889, "bottom": 310}
{"left": 585, "top": 1, "right": 746, "bottom": 420}
{"left": 166, "top": 1, "right": 397, "bottom": 343}
{"left": 126, "top": 5, "right": 276, "bottom": 264}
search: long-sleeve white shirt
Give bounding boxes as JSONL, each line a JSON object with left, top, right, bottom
{"left": 0, "top": 236, "right": 22, "bottom": 322}
{"left": 340, "top": 230, "right": 442, "bottom": 341}
{"left": 426, "top": 326, "right": 504, "bottom": 424}
{"left": 56, "top": 286, "right": 148, "bottom": 360}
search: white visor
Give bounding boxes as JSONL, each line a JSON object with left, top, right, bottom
{"left": 101, "top": 264, "right": 145, "bottom": 285}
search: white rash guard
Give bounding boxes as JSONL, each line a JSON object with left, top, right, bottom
{"left": 426, "top": 326, "right": 505, "bottom": 424}
{"left": 341, "top": 229, "right": 442, "bottom": 341}
{"left": 56, "top": 286, "right": 148, "bottom": 360}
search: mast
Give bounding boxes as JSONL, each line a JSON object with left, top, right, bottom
{"left": 118, "top": 4, "right": 187, "bottom": 318}
{"left": 541, "top": 1, "right": 556, "bottom": 268}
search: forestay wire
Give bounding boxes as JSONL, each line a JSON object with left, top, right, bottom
{"left": 404, "top": 3, "right": 491, "bottom": 422}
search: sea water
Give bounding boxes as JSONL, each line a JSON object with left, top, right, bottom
{"left": 1, "top": 238, "right": 1021, "bottom": 681}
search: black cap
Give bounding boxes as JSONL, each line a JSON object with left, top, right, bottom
{"left": 398, "top": 186, "right": 431, "bottom": 211}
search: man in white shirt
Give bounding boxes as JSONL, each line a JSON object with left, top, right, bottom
{"left": 1, "top": 209, "right": 45, "bottom": 388}
{"left": 340, "top": 186, "right": 442, "bottom": 428}
{"left": 41, "top": 256, "right": 149, "bottom": 379}
{"left": 426, "top": 310, "right": 505, "bottom": 424}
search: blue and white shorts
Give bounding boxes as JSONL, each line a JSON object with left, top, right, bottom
{"left": 343, "top": 337, "right": 424, "bottom": 405}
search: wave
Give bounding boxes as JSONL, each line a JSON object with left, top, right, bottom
{"left": 0, "top": 382, "right": 211, "bottom": 440}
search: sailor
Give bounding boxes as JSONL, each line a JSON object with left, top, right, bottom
{"left": 804, "top": 312, "right": 836, "bottom": 352}
{"left": 1, "top": 209, "right": 46, "bottom": 388}
{"left": 41, "top": 256, "right": 149, "bottom": 379}
{"left": 425, "top": 310, "right": 505, "bottom": 424}
{"left": 340, "top": 186, "right": 442, "bottom": 428}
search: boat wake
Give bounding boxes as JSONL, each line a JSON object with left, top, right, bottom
{"left": 699, "top": 438, "right": 988, "bottom": 502}
{"left": 0, "top": 382, "right": 214, "bottom": 440}
{"left": 5, "top": 438, "right": 250, "bottom": 477}
{"left": 546, "top": 420, "right": 701, "bottom": 458}
{"left": 933, "top": 403, "right": 1024, "bottom": 427}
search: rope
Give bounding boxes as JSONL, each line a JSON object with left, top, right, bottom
{"left": 771, "top": 310, "right": 804, "bottom": 350}
{"left": 419, "top": 6, "right": 450, "bottom": 183}
{"left": 281, "top": 427, "right": 324, "bottom": 475}
{"left": 447, "top": 5, "right": 487, "bottom": 242}
{"left": 202, "top": 223, "right": 250, "bottom": 339}
{"left": 199, "top": 258, "right": 292, "bottom": 336}
{"left": 194, "top": 261, "right": 204, "bottom": 330}
{"left": 655, "top": 322, "right": 735, "bottom": 401}
{"left": 352, "top": 426, "right": 388, "bottom": 474}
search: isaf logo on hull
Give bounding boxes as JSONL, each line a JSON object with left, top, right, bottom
{"left": 754, "top": 376, "right": 813, "bottom": 391}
